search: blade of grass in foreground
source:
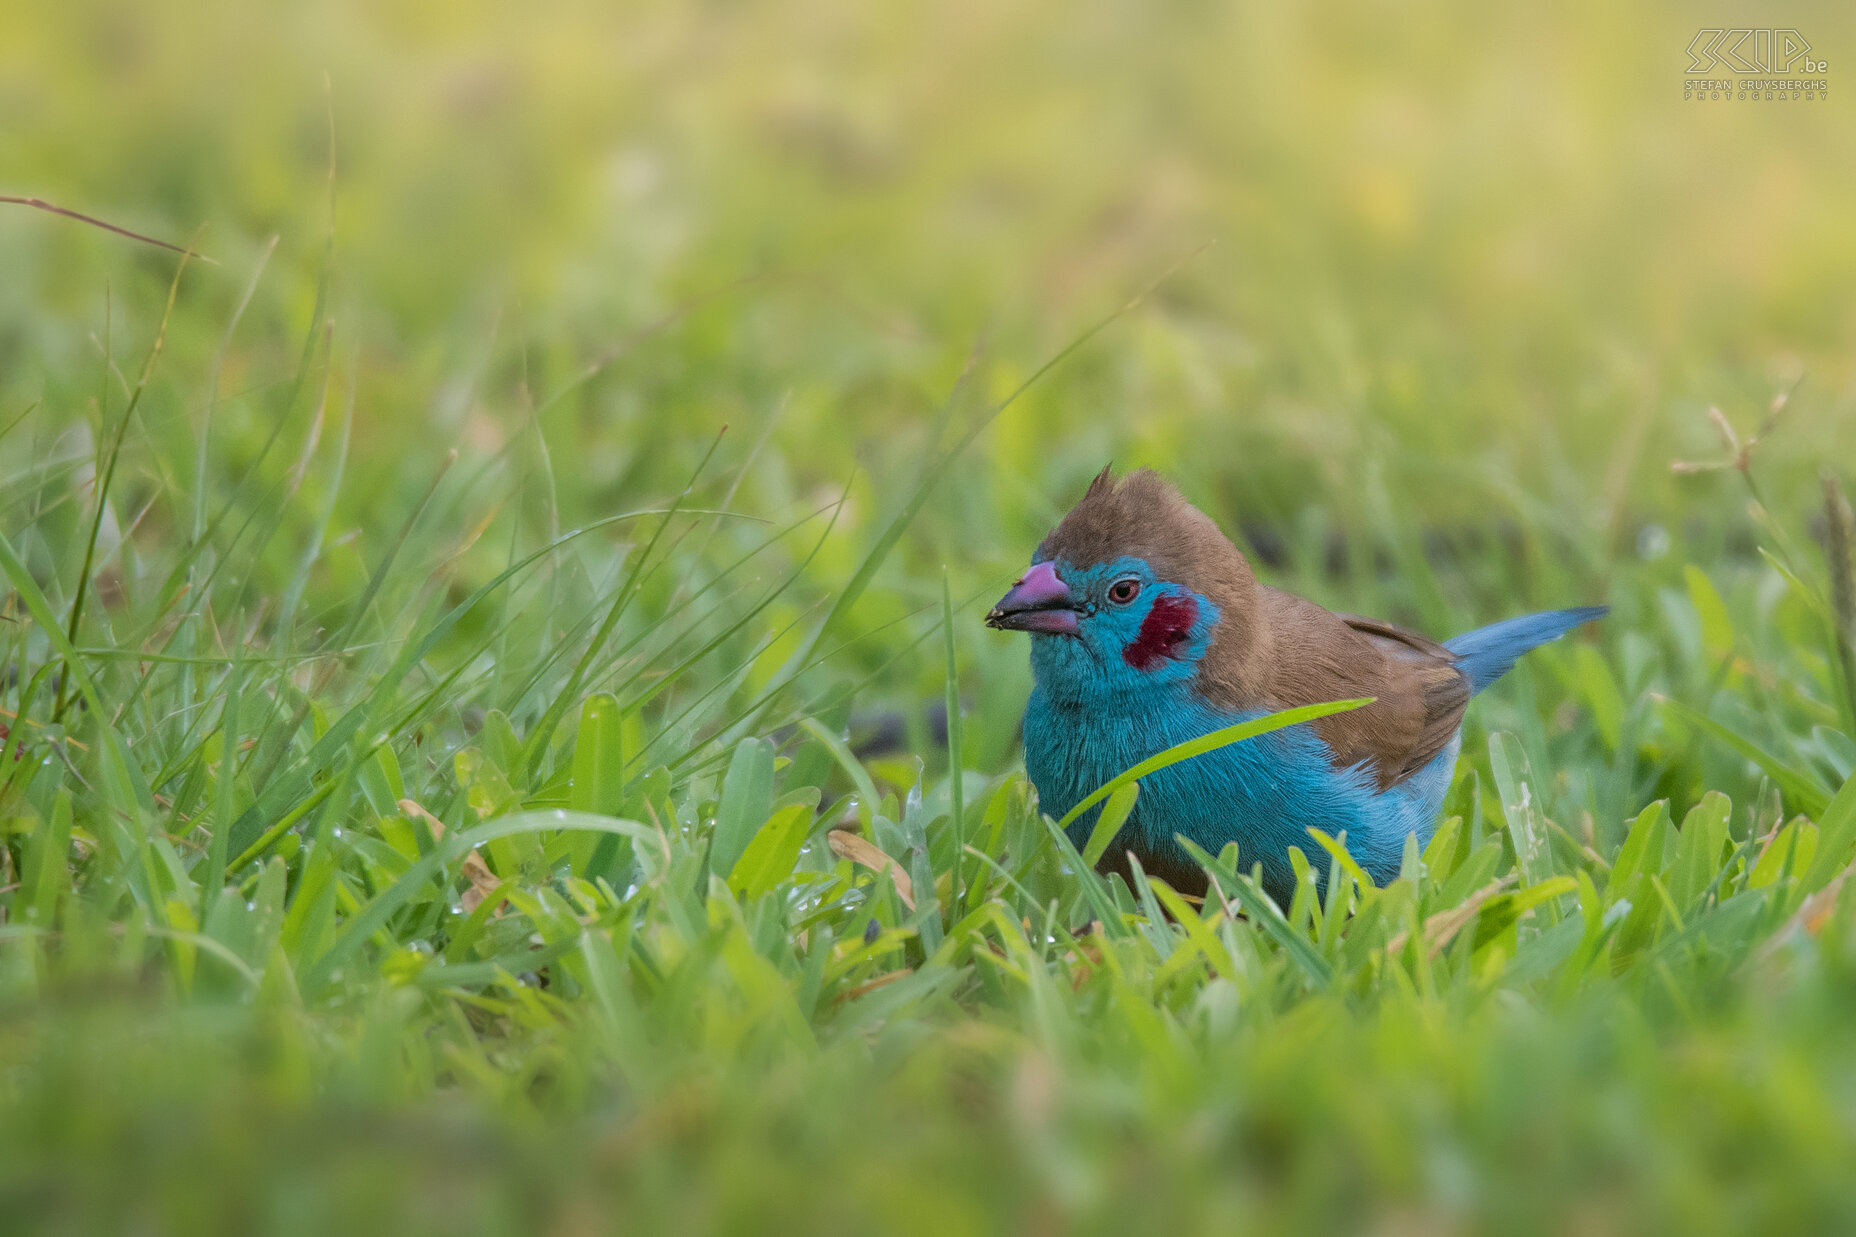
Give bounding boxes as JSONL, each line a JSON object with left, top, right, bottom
{"left": 1657, "top": 695, "right": 1831, "bottom": 818}
{"left": 297, "top": 810, "right": 662, "bottom": 997}
{"left": 1055, "top": 698, "right": 1374, "bottom": 831}
{"left": 1177, "top": 836, "right": 1335, "bottom": 986}
{"left": 520, "top": 430, "right": 729, "bottom": 778}
{"left": 220, "top": 506, "right": 752, "bottom": 864}
{"left": 942, "top": 567, "right": 966, "bottom": 909}
{"left": 55, "top": 250, "right": 193, "bottom": 723}
{"left": 0, "top": 524, "right": 144, "bottom": 817}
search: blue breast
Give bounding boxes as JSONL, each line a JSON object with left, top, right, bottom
{"left": 1023, "top": 683, "right": 1456, "bottom": 897}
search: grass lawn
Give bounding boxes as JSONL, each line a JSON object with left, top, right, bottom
{"left": 4, "top": 1, "right": 1856, "bottom": 1232}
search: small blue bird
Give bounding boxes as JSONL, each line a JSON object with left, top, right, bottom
{"left": 985, "top": 468, "right": 1605, "bottom": 903}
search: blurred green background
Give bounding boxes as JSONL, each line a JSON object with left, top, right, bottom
{"left": 6, "top": 0, "right": 1852, "bottom": 565}
{"left": 5, "top": 0, "right": 1856, "bottom": 1232}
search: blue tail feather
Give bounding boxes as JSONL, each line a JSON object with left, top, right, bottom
{"left": 1443, "top": 606, "right": 1608, "bottom": 693}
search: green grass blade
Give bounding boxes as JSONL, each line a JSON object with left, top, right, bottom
{"left": 298, "top": 811, "right": 660, "bottom": 997}
{"left": 1800, "top": 772, "right": 1856, "bottom": 896}
{"left": 709, "top": 737, "right": 775, "bottom": 884}
{"left": 1176, "top": 836, "right": 1334, "bottom": 986}
{"left": 1056, "top": 698, "right": 1373, "bottom": 831}
{"left": 941, "top": 567, "right": 966, "bottom": 908}
{"left": 1080, "top": 781, "right": 1140, "bottom": 870}
{"left": 1658, "top": 696, "right": 1831, "bottom": 818}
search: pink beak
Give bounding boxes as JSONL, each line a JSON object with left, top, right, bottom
{"left": 985, "top": 561, "right": 1080, "bottom": 635}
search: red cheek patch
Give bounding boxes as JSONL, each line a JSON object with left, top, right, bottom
{"left": 1122, "top": 593, "right": 1199, "bottom": 670}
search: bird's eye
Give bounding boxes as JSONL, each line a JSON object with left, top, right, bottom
{"left": 1106, "top": 578, "right": 1141, "bottom": 605}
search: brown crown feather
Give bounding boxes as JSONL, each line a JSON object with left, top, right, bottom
{"left": 1036, "top": 467, "right": 1470, "bottom": 790}
{"left": 1038, "top": 467, "right": 1259, "bottom": 623}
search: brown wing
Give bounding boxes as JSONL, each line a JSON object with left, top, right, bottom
{"left": 1328, "top": 613, "right": 1471, "bottom": 787}
{"left": 1207, "top": 589, "right": 1471, "bottom": 792}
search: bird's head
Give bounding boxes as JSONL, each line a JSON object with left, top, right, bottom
{"left": 986, "top": 468, "right": 1259, "bottom": 704}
